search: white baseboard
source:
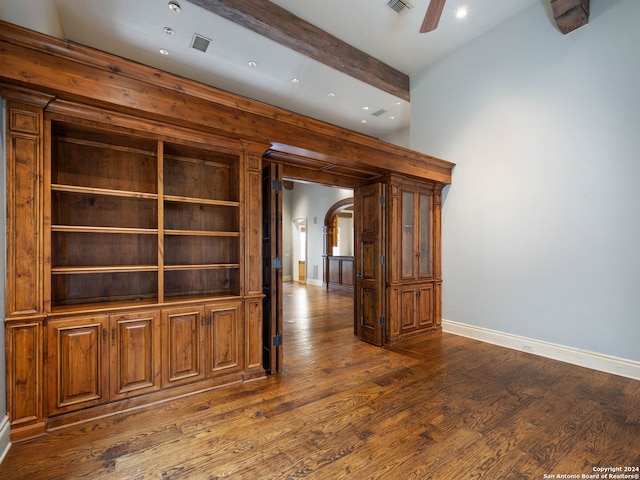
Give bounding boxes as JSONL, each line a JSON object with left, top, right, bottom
{"left": 442, "top": 319, "right": 640, "bottom": 381}
{"left": 0, "top": 415, "right": 11, "bottom": 465}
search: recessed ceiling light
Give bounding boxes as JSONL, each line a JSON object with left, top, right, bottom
{"left": 159, "top": 49, "right": 169, "bottom": 55}
{"left": 362, "top": 106, "right": 370, "bottom": 110}
{"left": 389, "top": 116, "right": 396, "bottom": 120}
{"left": 394, "top": 101, "right": 402, "bottom": 106}
{"left": 361, "top": 120, "right": 367, "bottom": 124}
{"left": 168, "top": 1, "right": 181, "bottom": 13}
{"left": 163, "top": 27, "right": 175, "bottom": 36}
{"left": 328, "top": 92, "right": 335, "bottom": 97}
{"left": 248, "top": 60, "right": 257, "bottom": 67}
{"left": 291, "top": 78, "right": 300, "bottom": 84}
{"left": 456, "top": 7, "right": 467, "bottom": 19}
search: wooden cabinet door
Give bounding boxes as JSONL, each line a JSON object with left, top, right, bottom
{"left": 400, "top": 189, "right": 432, "bottom": 281}
{"left": 417, "top": 193, "right": 433, "bottom": 279}
{"left": 204, "top": 303, "right": 241, "bottom": 376}
{"left": 110, "top": 310, "right": 162, "bottom": 401}
{"left": 417, "top": 285, "right": 434, "bottom": 328}
{"left": 47, "top": 315, "right": 110, "bottom": 416}
{"left": 399, "top": 284, "right": 434, "bottom": 334}
{"left": 400, "top": 288, "right": 418, "bottom": 332}
{"left": 162, "top": 306, "right": 205, "bottom": 387}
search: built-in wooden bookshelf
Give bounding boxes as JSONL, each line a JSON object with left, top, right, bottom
{"left": 163, "top": 142, "right": 241, "bottom": 301}
{"left": 2, "top": 109, "right": 259, "bottom": 441}
{"left": 48, "top": 122, "right": 242, "bottom": 309}
{"left": 49, "top": 123, "right": 159, "bottom": 308}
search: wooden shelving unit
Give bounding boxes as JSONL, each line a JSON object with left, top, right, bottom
{"left": 47, "top": 123, "right": 242, "bottom": 309}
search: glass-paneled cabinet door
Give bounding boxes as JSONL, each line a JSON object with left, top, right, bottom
{"left": 418, "top": 194, "right": 432, "bottom": 278}
{"left": 401, "top": 189, "right": 433, "bottom": 280}
{"left": 401, "top": 191, "right": 415, "bottom": 278}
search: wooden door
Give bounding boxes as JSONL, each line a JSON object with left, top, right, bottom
{"left": 354, "top": 183, "right": 385, "bottom": 346}
{"left": 262, "top": 163, "right": 283, "bottom": 373}
{"left": 110, "top": 310, "right": 161, "bottom": 401}
{"left": 47, "top": 315, "right": 110, "bottom": 416}
{"left": 204, "top": 302, "right": 241, "bottom": 376}
{"left": 161, "top": 306, "right": 205, "bottom": 387}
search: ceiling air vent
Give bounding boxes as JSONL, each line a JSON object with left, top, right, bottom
{"left": 386, "top": 0, "right": 412, "bottom": 14}
{"left": 191, "top": 33, "right": 211, "bottom": 53}
{"left": 371, "top": 109, "right": 387, "bottom": 117}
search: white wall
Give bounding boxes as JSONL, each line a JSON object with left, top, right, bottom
{"left": 282, "top": 186, "right": 293, "bottom": 281}
{"left": 336, "top": 214, "right": 354, "bottom": 256}
{"left": 288, "top": 182, "right": 353, "bottom": 286}
{"left": 411, "top": 0, "right": 640, "bottom": 363}
{"left": 381, "top": 125, "right": 410, "bottom": 149}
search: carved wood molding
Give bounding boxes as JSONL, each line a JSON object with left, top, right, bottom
{"left": 188, "top": 0, "right": 410, "bottom": 102}
{"left": 551, "top": 0, "right": 590, "bottom": 34}
{"left": 0, "top": 20, "right": 454, "bottom": 184}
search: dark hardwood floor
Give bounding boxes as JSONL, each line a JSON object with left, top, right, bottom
{"left": 2, "top": 282, "right": 639, "bottom": 479}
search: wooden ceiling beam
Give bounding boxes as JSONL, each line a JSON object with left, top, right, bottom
{"left": 188, "top": 0, "right": 410, "bottom": 102}
{"left": 551, "top": 0, "right": 590, "bottom": 34}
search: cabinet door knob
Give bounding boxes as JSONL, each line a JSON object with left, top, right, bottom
{"left": 356, "top": 273, "right": 364, "bottom": 279}
{"left": 102, "top": 328, "right": 107, "bottom": 342}
{"left": 112, "top": 328, "right": 116, "bottom": 340}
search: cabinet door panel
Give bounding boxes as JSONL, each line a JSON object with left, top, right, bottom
{"left": 110, "top": 310, "right": 161, "bottom": 401}
{"left": 205, "top": 303, "right": 241, "bottom": 375}
{"left": 7, "top": 134, "right": 41, "bottom": 315}
{"left": 47, "top": 316, "right": 109, "bottom": 416}
{"left": 400, "top": 289, "right": 417, "bottom": 330}
{"left": 7, "top": 321, "right": 43, "bottom": 427}
{"left": 401, "top": 191, "right": 415, "bottom": 279}
{"left": 162, "top": 307, "right": 205, "bottom": 386}
{"left": 418, "top": 285, "right": 434, "bottom": 328}
{"left": 244, "top": 298, "right": 263, "bottom": 373}
{"left": 418, "top": 194, "right": 432, "bottom": 278}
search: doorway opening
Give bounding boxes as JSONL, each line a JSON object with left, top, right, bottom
{"left": 280, "top": 180, "right": 355, "bottom": 364}
{"left": 291, "top": 217, "right": 307, "bottom": 284}
{"left": 262, "top": 164, "right": 387, "bottom": 374}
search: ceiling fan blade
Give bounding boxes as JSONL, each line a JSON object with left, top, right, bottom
{"left": 420, "top": 0, "right": 447, "bottom": 33}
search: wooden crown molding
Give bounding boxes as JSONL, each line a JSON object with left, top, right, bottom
{"left": 188, "top": 0, "right": 410, "bottom": 102}
{"left": 0, "top": 20, "right": 453, "bottom": 184}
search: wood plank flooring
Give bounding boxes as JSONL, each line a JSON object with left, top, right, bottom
{"left": 2, "top": 283, "right": 639, "bottom": 479}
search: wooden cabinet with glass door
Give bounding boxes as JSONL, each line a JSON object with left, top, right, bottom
{"left": 386, "top": 176, "right": 440, "bottom": 342}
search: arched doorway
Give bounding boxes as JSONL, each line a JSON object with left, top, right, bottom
{"left": 323, "top": 197, "right": 355, "bottom": 291}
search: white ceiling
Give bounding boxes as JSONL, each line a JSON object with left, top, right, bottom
{"left": 0, "top": 0, "right": 539, "bottom": 139}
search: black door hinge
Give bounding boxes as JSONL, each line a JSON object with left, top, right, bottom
{"left": 272, "top": 257, "right": 283, "bottom": 269}
{"left": 272, "top": 334, "right": 283, "bottom": 347}
{"left": 272, "top": 179, "right": 282, "bottom": 192}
